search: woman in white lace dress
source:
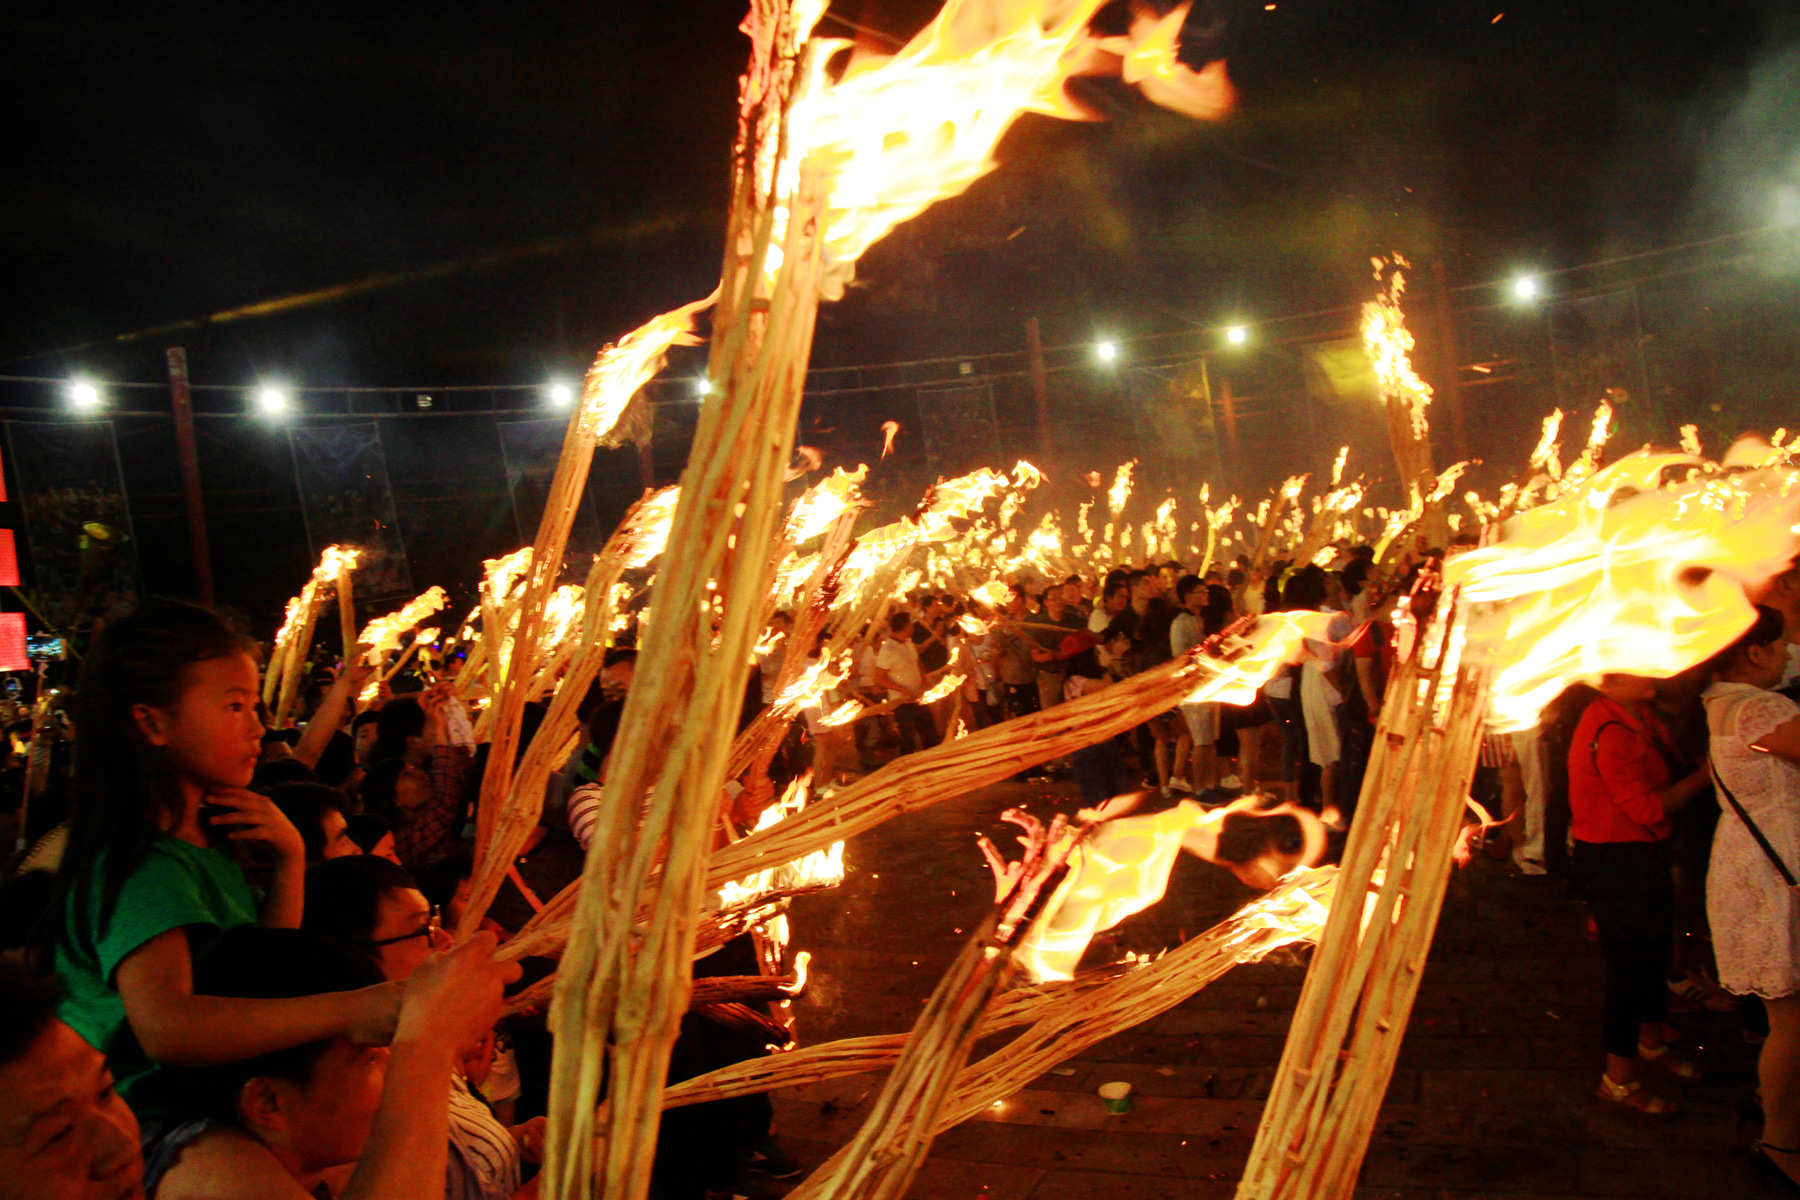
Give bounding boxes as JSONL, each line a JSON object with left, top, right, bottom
{"left": 1704, "top": 605, "right": 1800, "bottom": 1191}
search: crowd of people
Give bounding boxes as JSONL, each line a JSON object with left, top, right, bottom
{"left": 2, "top": 532, "right": 1799, "bottom": 1196}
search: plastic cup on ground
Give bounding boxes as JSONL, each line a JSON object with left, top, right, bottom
{"left": 1098, "top": 1081, "right": 1134, "bottom": 1115}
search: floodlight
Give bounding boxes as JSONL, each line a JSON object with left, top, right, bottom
{"left": 67, "top": 381, "right": 101, "bottom": 411}
{"left": 1096, "top": 341, "right": 1118, "bottom": 362}
{"left": 696, "top": 378, "right": 713, "bottom": 396}
{"left": 548, "top": 382, "right": 573, "bottom": 409}
{"left": 1226, "top": 325, "right": 1248, "bottom": 345}
{"left": 1513, "top": 275, "right": 1540, "bottom": 300}
{"left": 255, "top": 387, "right": 289, "bottom": 414}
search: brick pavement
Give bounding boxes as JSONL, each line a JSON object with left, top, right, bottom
{"left": 763, "top": 780, "right": 1767, "bottom": 1199}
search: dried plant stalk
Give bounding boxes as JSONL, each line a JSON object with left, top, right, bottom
{"left": 469, "top": 377, "right": 609, "bottom": 888}
{"left": 459, "top": 485, "right": 676, "bottom": 935}
{"left": 708, "top": 651, "right": 1214, "bottom": 889}
{"left": 335, "top": 565, "right": 356, "bottom": 658}
{"left": 272, "top": 579, "right": 322, "bottom": 727}
{"left": 538, "top": 18, "right": 832, "bottom": 1195}
{"left": 789, "top": 909, "right": 1016, "bottom": 1200}
{"left": 783, "top": 802, "right": 1076, "bottom": 1200}
{"left": 661, "top": 867, "right": 1335, "bottom": 1113}
{"left": 1234, "top": 595, "right": 1489, "bottom": 1200}
{"left": 488, "top": 647, "right": 1244, "bottom": 970}
{"left": 727, "top": 507, "right": 863, "bottom": 784}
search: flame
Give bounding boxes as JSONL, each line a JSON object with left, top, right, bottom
{"left": 1530, "top": 408, "right": 1565, "bottom": 482}
{"left": 539, "top": 585, "right": 586, "bottom": 652}
{"left": 583, "top": 294, "right": 714, "bottom": 439}
{"left": 1016, "top": 795, "right": 1327, "bottom": 982}
{"left": 917, "top": 467, "right": 1010, "bottom": 540}
{"left": 957, "top": 613, "right": 992, "bottom": 636}
{"left": 786, "top": 464, "right": 869, "bottom": 543}
{"left": 819, "top": 698, "right": 866, "bottom": 728}
{"left": 774, "top": 657, "right": 847, "bottom": 711}
{"left": 1330, "top": 445, "right": 1349, "bottom": 487}
{"left": 719, "top": 776, "right": 846, "bottom": 909}
{"left": 358, "top": 587, "right": 449, "bottom": 664}
{"left": 1011, "top": 459, "right": 1044, "bottom": 489}
{"left": 272, "top": 595, "right": 306, "bottom": 648}
{"left": 620, "top": 486, "right": 682, "bottom": 570}
{"left": 482, "top": 548, "right": 534, "bottom": 603}
{"left": 820, "top": 698, "right": 867, "bottom": 726}
{"left": 1680, "top": 424, "right": 1703, "bottom": 457}
{"left": 783, "top": 0, "right": 1112, "bottom": 297}
{"left": 413, "top": 627, "right": 440, "bottom": 647}
{"left": 971, "top": 580, "right": 1013, "bottom": 609}
{"left": 314, "top": 543, "right": 362, "bottom": 584}
{"left": 880, "top": 421, "right": 900, "bottom": 459}
{"left": 1108, "top": 459, "right": 1137, "bottom": 517}
{"left": 1446, "top": 450, "right": 1800, "bottom": 730}
{"left": 918, "top": 672, "right": 965, "bottom": 704}
{"left": 1587, "top": 400, "right": 1614, "bottom": 452}
{"left": 1360, "top": 262, "right": 1432, "bottom": 440}
{"left": 1180, "top": 610, "right": 1341, "bottom": 706}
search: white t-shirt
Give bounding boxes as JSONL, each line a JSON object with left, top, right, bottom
{"left": 875, "top": 637, "right": 923, "bottom": 702}
{"left": 1170, "top": 610, "right": 1201, "bottom": 658}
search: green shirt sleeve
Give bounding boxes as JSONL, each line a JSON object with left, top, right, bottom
{"left": 92, "top": 840, "right": 259, "bottom": 985}
{"left": 56, "top": 836, "right": 261, "bottom": 1118}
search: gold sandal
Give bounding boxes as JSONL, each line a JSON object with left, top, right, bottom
{"left": 1637, "top": 1041, "right": 1702, "bottom": 1082}
{"left": 1599, "top": 1074, "right": 1679, "bottom": 1116}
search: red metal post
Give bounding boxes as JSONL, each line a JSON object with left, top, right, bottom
{"left": 165, "top": 347, "right": 216, "bottom": 606}
{"left": 1025, "top": 317, "right": 1052, "bottom": 459}
{"left": 1431, "top": 259, "right": 1470, "bottom": 463}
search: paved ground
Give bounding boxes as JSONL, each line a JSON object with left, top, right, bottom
{"left": 766, "top": 780, "right": 1767, "bottom": 1199}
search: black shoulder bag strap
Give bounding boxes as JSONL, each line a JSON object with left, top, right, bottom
{"left": 1710, "top": 751, "right": 1799, "bottom": 889}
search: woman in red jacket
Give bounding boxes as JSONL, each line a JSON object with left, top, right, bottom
{"left": 1569, "top": 674, "right": 1711, "bottom": 1115}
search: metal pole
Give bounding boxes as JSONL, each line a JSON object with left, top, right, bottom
{"left": 636, "top": 440, "right": 656, "bottom": 491}
{"left": 1430, "top": 260, "right": 1470, "bottom": 463}
{"left": 1024, "top": 317, "right": 1052, "bottom": 459}
{"left": 1220, "top": 373, "right": 1240, "bottom": 473}
{"left": 165, "top": 347, "right": 216, "bottom": 605}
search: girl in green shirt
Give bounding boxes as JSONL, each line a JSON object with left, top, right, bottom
{"left": 53, "top": 599, "right": 399, "bottom": 1120}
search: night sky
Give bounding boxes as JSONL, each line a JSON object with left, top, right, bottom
{"left": 6, "top": 1, "right": 1794, "bottom": 392}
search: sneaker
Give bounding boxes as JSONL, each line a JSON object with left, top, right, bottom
{"left": 1668, "top": 970, "right": 1737, "bottom": 1014}
{"left": 1168, "top": 778, "right": 1194, "bottom": 793}
{"left": 1219, "top": 775, "right": 1242, "bottom": 789}
{"left": 741, "top": 1140, "right": 802, "bottom": 1180}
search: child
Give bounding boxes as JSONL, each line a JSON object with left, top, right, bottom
{"left": 53, "top": 600, "right": 400, "bottom": 1126}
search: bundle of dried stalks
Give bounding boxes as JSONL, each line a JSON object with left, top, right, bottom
{"left": 661, "top": 867, "right": 1334, "bottom": 1113}
{"left": 460, "top": 484, "right": 684, "bottom": 936}
{"left": 726, "top": 502, "right": 864, "bottom": 785}
{"left": 270, "top": 584, "right": 320, "bottom": 727}
{"left": 488, "top": 617, "right": 1320, "bottom": 980}
{"left": 537, "top": 17, "right": 833, "bottom": 1197}
{"left": 469, "top": 292, "right": 707, "bottom": 921}
{"left": 266, "top": 545, "right": 359, "bottom": 724}
{"left": 1234, "top": 591, "right": 1489, "bottom": 1200}
{"left": 780, "top": 804, "right": 1074, "bottom": 1200}
{"left": 708, "top": 649, "right": 1220, "bottom": 890}
{"left": 1250, "top": 477, "right": 1306, "bottom": 569}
